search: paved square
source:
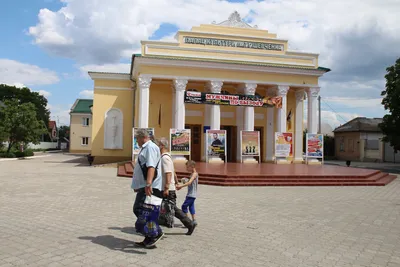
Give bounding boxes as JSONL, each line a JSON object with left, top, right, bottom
{"left": 1, "top": 153, "right": 400, "bottom": 267}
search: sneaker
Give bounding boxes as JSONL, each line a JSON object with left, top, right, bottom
{"left": 135, "top": 237, "right": 151, "bottom": 247}
{"left": 186, "top": 222, "right": 197, "bottom": 236}
{"left": 145, "top": 232, "right": 165, "bottom": 248}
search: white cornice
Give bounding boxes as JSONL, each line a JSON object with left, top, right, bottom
{"left": 88, "top": 72, "right": 131, "bottom": 80}
{"left": 177, "top": 30, "right": 288, "bottom": 43}
{"left": 145, "top": 44, "right": 316, "bottom": 63}
{"left": 132, "top": 57, "right": 326, "bottom": 78}
{"left": 94, "top": 86, "right": 132, "bottom": 91}
{"left": 141, "top": 40, "right": 179, "bottom": 46}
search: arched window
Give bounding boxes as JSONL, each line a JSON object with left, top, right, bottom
{"left": 104, "top": 108, "right": 123, "bottom": 149}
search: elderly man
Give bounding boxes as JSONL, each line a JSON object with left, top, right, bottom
{"left": 131, "top": 129, "right": 164, "bottom": 248}
{"left": 157, "top": 137, "right": 196, "bottom": 235}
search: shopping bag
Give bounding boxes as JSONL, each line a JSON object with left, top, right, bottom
{"left": 159, "top": 198, "right": 175, "bottom": 228}
{"left": 135, "top": 195, "right": 162, "bottom": 237}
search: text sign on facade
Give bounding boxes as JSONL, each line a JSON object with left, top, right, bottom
{"left": 184, "top": 91, "right": 282, "bottom": 108}
{"left": 183, "top": 36, "right": 284, "bottom": 51}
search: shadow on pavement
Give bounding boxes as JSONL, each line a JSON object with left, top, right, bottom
{"left": 108, "top": 226, "right": 142, "bottom": 236}
{"left": 78, "top": 235, "right": 146, "bottom": 254}
{"left": 44, "top": 156, "right": 90, "bottom": 167}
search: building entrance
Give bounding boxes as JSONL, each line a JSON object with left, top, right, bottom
{"left": 221, "top": 125, "right": 237, "bottom": 162}
{"left": 185, "top": 124, "right": 202, "bottom": 162}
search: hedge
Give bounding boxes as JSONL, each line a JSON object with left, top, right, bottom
{"left": 0, "top": 152, "right": 16, "bottom": 158}
{"left": 0, "top": 150, "right": 34, "bottom": 158}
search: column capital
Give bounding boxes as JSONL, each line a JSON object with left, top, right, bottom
{"left": 207, "top": 80, "right": 223, "bottom": 93}
{"left": 276, "top": 85, "right": 290, "bottom": 96}
{"left": 138, "top": 76, "right": 152, "bottom": 90}
{"left": 306, "top": 87, "right": 320, "bottom": 98}
{"left": 173, "top": 79, "right": 188, "bottom": 92}
{"left": 295, "top": 89, "right": 305, "bottom": 102}
{"left": 239, "top": 83, "right": 257, "bottom": 95}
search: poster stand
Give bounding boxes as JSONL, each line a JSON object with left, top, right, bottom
{"left": 205, "top": 129, "right": 227, "bottom": 163}
{"left": 169, "top": 128, "right": 191, "bottom": 161}
{"left": 305, "top": 133, "right": 324, "bottom": 165}
{"left": 274, "top": 132, "right": 293, "bottom": 164}
{"left": 240, "top": 130, "right": 261, "bottom": 163}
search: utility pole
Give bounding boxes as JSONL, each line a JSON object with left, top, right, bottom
{"left": 318, "top": 96, "right": 321, "bottom": 134}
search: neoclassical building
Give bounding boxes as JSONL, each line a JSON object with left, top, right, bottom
{"left": 88, "top": 12, "right": 330, "bottom": 164}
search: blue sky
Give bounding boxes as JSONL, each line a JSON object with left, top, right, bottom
{"left": 0, "top": 0, "right": 398, "bottom": 129}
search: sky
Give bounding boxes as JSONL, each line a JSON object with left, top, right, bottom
{"left": 0, "top": 0, "right": 399, "bottom": 129}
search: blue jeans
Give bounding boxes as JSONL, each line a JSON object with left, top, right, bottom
{"left": 181, "top": 196, "right": 196, "bottom": 214}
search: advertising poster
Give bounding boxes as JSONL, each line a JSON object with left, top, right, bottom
{"left": 132, "top": 128, "right": 155, "bottom": 155}
{"left": 206, "top": 130, "right": 226, "bottom": 162}
{"left": 275, "top": 132, "right": 293, "bottom": 158}
{"left": 306, "top": 134, "right": 324, "bottom": 158}
{"left": 184, "top": 91, "right": 282, "bottom": 108}
{"left": 170, "top": 129, "right": 191, "bottom": 156}
{"left": 241, "top": 131, "right": 260, "bottom": 157}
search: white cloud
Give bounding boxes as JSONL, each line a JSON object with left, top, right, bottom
{"left": 79, "top": 90, "right": 94, "bottom": 98}
{"left": 0, "top": 59, "right": 59, "bottom": 86}
{"left": 47, "top": 103, "right": 71, "bottom": 126}
{"left": 38, "top": 90, "right": 52, "bottom": 97}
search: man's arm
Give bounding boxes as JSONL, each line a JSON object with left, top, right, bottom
{"left": 165, "top": 172, "right": 172, "bottom": 191}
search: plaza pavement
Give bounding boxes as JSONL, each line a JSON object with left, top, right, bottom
{"left": 1, "top": 153, "right": 400, "bottom": 267}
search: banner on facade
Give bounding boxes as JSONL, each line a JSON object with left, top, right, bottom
{"left": 240, "top": 131, "right": 260, "bottom": 157}
{"left": 306, "top": 133, "right": 324, "bottom": 158}
{"left": 275, "top": 132, "right": 293, "bottom": 158}
{"left": 170, "top": 129, "right": 191, "bottom": 156}
{"left": 184, "top": 91, "right": 282, "bottom": 108}
{"left": 133, "top": 128, "right": 155, "bottom": 155}
{"left": 206, "top": 130, "right": 226, "bottom": 162}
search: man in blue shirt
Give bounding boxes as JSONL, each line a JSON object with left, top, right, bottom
{"left": 131, "top": 129, "right": 163, "bottom": 248}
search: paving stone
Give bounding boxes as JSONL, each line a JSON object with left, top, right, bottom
{"left": 1, "top": 154, "right": 400, "bottom": 267}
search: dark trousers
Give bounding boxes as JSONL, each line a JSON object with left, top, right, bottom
{"left": 166, "top": 190, "right": 192, "bottom": 229}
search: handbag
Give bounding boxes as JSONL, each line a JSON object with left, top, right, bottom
{"left": 159, "top": 197, "right": 175, "bottom": 228}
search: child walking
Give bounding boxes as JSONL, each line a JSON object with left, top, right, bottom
{"left": 176, "top": 160, "right": 198, "bottom": 226}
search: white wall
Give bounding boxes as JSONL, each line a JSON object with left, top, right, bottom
{"left": 27, "top": 142, "right": 58, "bottom": 150}
{"left": 360, "top": 132, "right": 383, "bottom": 140}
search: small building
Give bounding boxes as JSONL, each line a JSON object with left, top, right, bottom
{"left": 48, "top": 120, "right": 57, "bottom": 141}
{"left": 333, "top": 117, "right": 384, "bottom": 162}
{"left": 69, "top": 99, "right": 93, "bottom": 154}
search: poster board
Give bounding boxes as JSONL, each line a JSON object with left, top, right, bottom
{"left": 170, "top": 129, "right": 191, "bottom": 156}
{"left": 274, "top": 132, "right": 293, "bottom": 160}
{"left": 240, "top": 131, "right": 260, "bottom": 163}
{"left": 306, "top": 133, "right": 324, "bottom": 163}
{"left": 132, "top": 127, "right": 155, "bottom": 160}
{"left": 206, "top": 129, "right": 227, "bottom": 163}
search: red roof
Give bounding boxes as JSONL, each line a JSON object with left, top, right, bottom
{"left": 49, "top": 121, "right": 56, "bottom": 129}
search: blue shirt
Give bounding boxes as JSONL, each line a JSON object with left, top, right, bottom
{"left": 131, "top": 140, "right": 162, "bottom": 190}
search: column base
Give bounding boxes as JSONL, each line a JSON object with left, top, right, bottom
{"left": 242, "top": 157, "right": 258, "bottom": 163}
{"left": 293, "top": 158, "right": 304, "bottom": 164}
{"left": 172, "top": 156, "right": 187, "bottom": 162}
{"left": 275, "top": 158, "right": 292, "bottom": 164}
{"left": 208, "top": 156, "right": 224, "bottom": 163}
{"left": 306, "top": 158, "right": 322, "bottom": 165}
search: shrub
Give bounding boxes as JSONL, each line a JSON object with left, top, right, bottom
{"left": 0, "top": 152, "right": 16, "bottom": 158}
{"left": 14, "top": 150, "right": 34, "bottom": 158}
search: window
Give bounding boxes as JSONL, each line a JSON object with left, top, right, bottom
{"left": 81, "top": 137, "right": 89, "bottom": 146}
{"left": 82, "top": 117, "right": 90, "bottom": 126}
{"left": 366, "top": 140, "right": 379, "bottom": 150}
{"left": 339, "top": 137, "right": 345, "bottom": 152}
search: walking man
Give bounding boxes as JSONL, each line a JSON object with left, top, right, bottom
{"left": 157, "top": 137, "right": 196, "bottom": 235}
{"left": 131, "top": 129, "right": 164, "bottom": 247}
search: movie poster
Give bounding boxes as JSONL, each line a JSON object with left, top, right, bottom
{"left": 275, "top": 132, "right": 293, "bottom": 158}
{"left": 306, "top": 133, "right": 324, "bottom": 158}
{"left": 206, "top": 130, "right": 226, "bottom": 162}
{"left": 241, "top": 131, "right": 260, "bottom": 157}
{"left": 132, "top": 128, "right": 155, "bottom": 155}
{"left": 170, "top": 129, "right": 191, "bottom": 156}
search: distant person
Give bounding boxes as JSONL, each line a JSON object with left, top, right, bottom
{"left": 176, "top": 160, "right": 198, "bottom": 226}
{"left": 157, "top": 138, "right": 196, "bottom": 235}
{"left": 131, "top": 129, "right": 163, "bottom": 248}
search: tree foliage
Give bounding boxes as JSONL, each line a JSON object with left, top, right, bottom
{"left": 379, "top": 58, "right": 400, "bottom": 152}
{"left": 0, "top": 84, "right": 50, "bottom": 128}
{"left": 58, "top": 125, "right": 70, "bottom": 140}
{"left": 0, "top": 99, "right": 47, "bottom": 153}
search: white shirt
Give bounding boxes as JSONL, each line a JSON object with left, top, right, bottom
{"left": 161, "top": 152, "right": 176, "bottom": 191}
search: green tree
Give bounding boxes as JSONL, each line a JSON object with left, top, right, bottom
{"left": 58, "top": 125, "right": 70, "bottom": 140}
{"left": 379, "top": 58, "right": 400, "bottom": 151}
{"left": 0, "top": 100, "right": 47, "bottom": 153}
{"left": 0, "top": 84, "right": 50, "bottom": 128}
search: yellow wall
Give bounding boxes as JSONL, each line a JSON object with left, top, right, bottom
{"left": 70, "top": 114, "right": 92, "bottom": 152}
{"left": 91, "top": 87, "right": 134, "bottom": 161}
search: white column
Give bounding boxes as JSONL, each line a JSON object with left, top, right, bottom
{"left": 276, "top": 85, "right": 289, "bottom": 133}
{"left": 138, "top": 76, "right": 151, "bottom": 128}
{"left": 202, "top": 104, "right": 211, "bottom": 162}
{"left": 294, "top": 89, "right": 305, "bottom": 163}
{"left": 236, "top": 106, "right": 244, "bottom": 162}
{"left": 207, "top": 81, "right": 223, "bottom": 130}
{"left": 206, "top": 80, "right": 223, "bottom": 163}
{"left": 172, "top": 79, "right": 188, "bottom": 162}
{"left": 172, "top": 79, "right": 188, "bottom": 129}
{"left": 265, "top": 88, "right": 275, "bottom": 162}
{"left": 307, "top": 87, "right": 320, "bottom": 134}
{"left": 238, "top": 83, "right": 257, "bottom": 163}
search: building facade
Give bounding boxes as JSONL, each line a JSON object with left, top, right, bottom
{"left": 88, "top": 12, "right": 330, "bottom": 164}
{"left": 69, "top": 99, "right": 93, "bottom": 154}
